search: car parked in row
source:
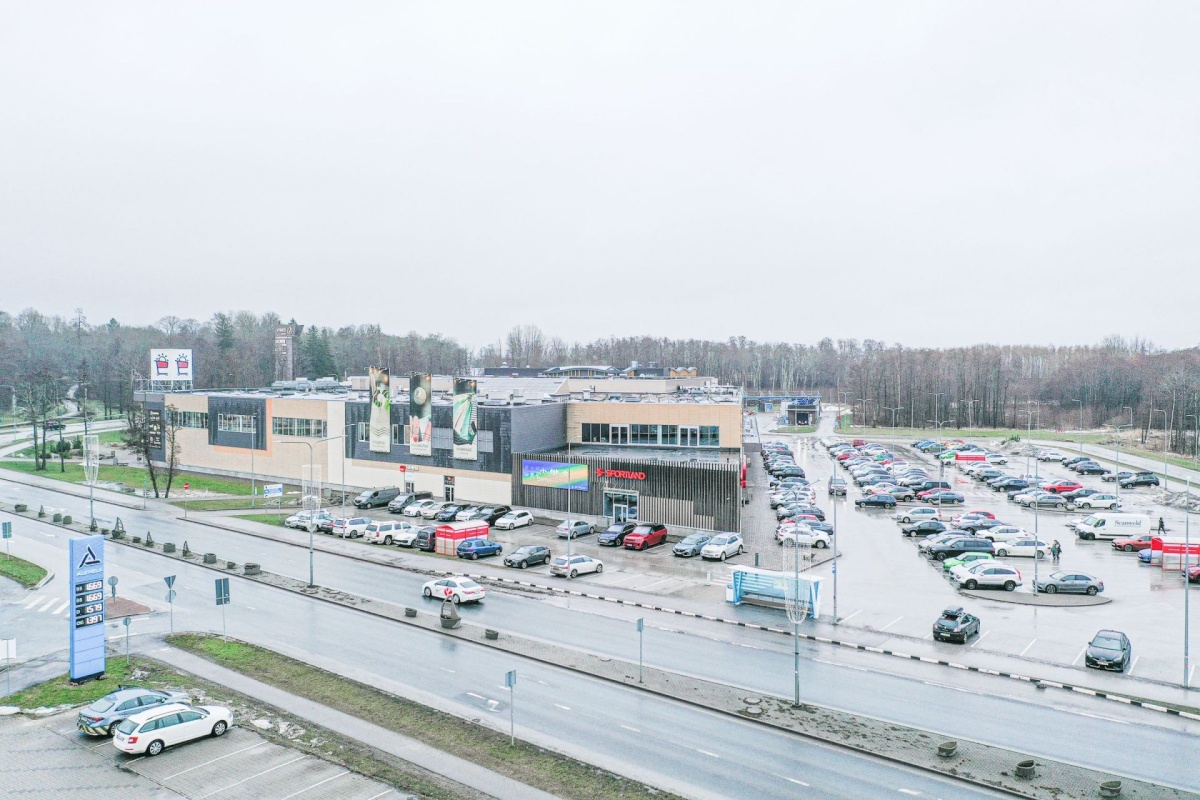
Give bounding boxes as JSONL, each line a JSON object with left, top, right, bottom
{"left": 932, "top": 606, "right": 980, "bottom": 643}
{"left": 331, "top": 516, "right": 371, "bottom": 538}
{"left": 556, "top": 519, "right": 594, "bottom": 539}
{"left": 550, "top": 554, "right": 604, "bottom": 578}
{"left": 597, "top": 522, "right": 636, "bottom": 546}
{"left": 700, "top": 533, "right": 744, "bottom": 560}
{"left": 112, "top": 703, "right": 232, "bottom": 756}
{"left": 78, "top": 687, "right": 192, "bottom": 737}
{"left": 949, "top": 561, "right": 1022, "bottom": 591}
{"left": 1085, "top": 630, "right": 1131, "bottom": 671}
{"left": 503, "top": 544, "right": 552, "bottom": 569}
{"left": 495, "top": 509, "right": 535, "bottom": 529}
{"left": 456, "top": 538, "right": 503, "bottom": 560}
{"left": 1035, "top": 571, "right": 1104, "bottom": 595}
{"left": 624, "top": 523, "right": 668, "bottom": 550}
{"left": 673, "top": 534, "right": 711, "bottom": 558}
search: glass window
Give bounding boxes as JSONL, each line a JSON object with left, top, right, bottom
{"left": 477, "top": 430, "right": 495, "bottom": 453}
{"left": 582, "top": 423, "right": 610, "bottom": 443}
{"left": 356, "top": 421, "right": 368, "bottom": 442}
{"left": 631, "top": 424, "right": 659, "bottom": 445}
{"left": 432, "top": 427, "right": 453, "bottom": 450}
{"left": 391, "top": 424, "right": 401, "bottom": 445}
{"left": 178, "top": 711, "right": 203, "bottom": 723}
{"left": 660, "top": 424, "right": 678, "bottom": 445}
{"left": 217, "top": 413, "right": 256, "bottom": 433}
{"left": 272, "top": 417, "right": 327, "bottom": 438}
{"left": 699, "top": 426, "right": 720, "bottom": 447}
{"left": 167, "top": 411, "right": 208, "bottom": 429}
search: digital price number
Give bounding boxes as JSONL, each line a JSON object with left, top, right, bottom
{"left": 76, "top": 603, "right": 103, "bottom": 616}
{"left": 74, "top": 614, "right": 103, "bottom": 628}
{"left": 75, "top": 580, "right": 103, "bottom": 593}
{"left": 75, "top": 591, "right": 103, "bottom": 604}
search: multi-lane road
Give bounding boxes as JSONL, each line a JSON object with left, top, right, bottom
{"left": 1, "top": 467, "right": 1198, "bottom": 797}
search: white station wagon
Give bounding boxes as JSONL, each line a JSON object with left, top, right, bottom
{"left": 894, "top": 507, "right": 940, "bottom": 524}
{"left": 112, "top": 703, "right": 232, "bottom": 756}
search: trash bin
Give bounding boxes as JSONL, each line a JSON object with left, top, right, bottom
{"left": 725, "top": 584, "right": 735, "bottom": 603}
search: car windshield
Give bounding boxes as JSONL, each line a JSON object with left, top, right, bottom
{"left": 1093, "top": 635, "right": 1122, "bottom": 648}
{"left": 633, "top": 525, "right": 653, "bottom": 534}
{"left": 605, "top": 526, "right": 626, "bottom": 534}
{"left": 680, "top": 535, "right": 706, "bottom": 545}
{"left": 710, "top": 537, "right": 729, "bottom": 545}
{"left": 115, "top": 718, "right": 138, "bottom": 735}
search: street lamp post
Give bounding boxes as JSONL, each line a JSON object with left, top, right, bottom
{"left": 280, "top": 433, "right": 344, "bottom": 588}
{"left": 1185, "top": 478, "right": 1192, "bottom": 689}
{"left": 1153, "top": 409, "right": 1169, "bottom": 490}
{"left": 1113, "top": 424, "right": 1133, "bottom": 506}
{"left": 1069, "top": 399, "right": 1084, "bottom": 455}
{"left": 882, "top": 406, "right": 904, "bottom": 436}
{"left": 856, "top": 398, "right": 873, "bottom": 430}
{"left": 828, "top": 478, "right": 839, "bottom": 625}
{"left": 928, "top": 393, "right": 945, "bottom": 431}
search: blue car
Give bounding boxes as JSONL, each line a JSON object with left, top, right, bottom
{"left": 457, "top": 538, "right": 503, "bottom": 560}
{"left": 1138, "top": 547, "right": 1153, "bottom": 564}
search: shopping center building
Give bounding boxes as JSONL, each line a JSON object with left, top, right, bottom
{"left": 136, "top": 370, "right": 745, "bottom": 533}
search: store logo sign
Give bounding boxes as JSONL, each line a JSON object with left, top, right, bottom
{"left": 595, "top": 468, "right": 646, "bottom": 481}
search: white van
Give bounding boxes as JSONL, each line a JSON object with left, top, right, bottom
{"left": 1075, "top": 513, "right": 1150, "bottom": 541}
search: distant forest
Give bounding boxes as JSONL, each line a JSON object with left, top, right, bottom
{"left": 3, "top": 309, "right": 1199, "bottom": 455}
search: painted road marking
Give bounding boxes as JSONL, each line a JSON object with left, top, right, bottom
{"left": 197, "top": 755, "right": 306, "bottom": 798}
{"left": 277, "top": 770, "right": 349, "bottom": 800}
{"left": 466, "top": 692, "right": 485, "bottom": 701}
{"left": 35, "top": 596, "right": 57, "bottom": 612}
{"left": 696, "top": 748, "right": 720, "bottom": 758}
{"left": 1018, "top": 639, "right": 1038, "bottom": 657}
{"left": 969, "top": 631, "right": 990, "bottom": 648}
{"left": 1075, "top": 711, "right": 1129, "bottom": 725}
{"left": 899, "top": 790, "right": 921, "bottom": 796}
{"left": 839, "top": 609, "right": 863, "bottom": 623}
{"left": 51, "top": 599, "right": 69, "bottom": 615}
{"left": 620, "top": 724, "right": 640, "bottom": 733}
{"left": 24, "top": 596, "right": 44, "bottom": 610}
{"left": 772, "top": 773, "right": 810, "bottom": 787}
{"left": 880, "top": 616, "right": 903, "bottom": 631}
{"left": 1072, "top": 647, "right": 1087, "bottom": 666}
{"left": 553, "top": 704, "right": 571, "bottom": 711}
{"left": 164, "top": 741, "right": 271, "bottom": 779}
{"left": 1128, "top": 655, "right": 1141, "bottom": 675}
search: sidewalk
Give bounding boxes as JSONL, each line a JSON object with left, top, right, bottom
{"left": 154, "top": 645, "right": 557, "bottom": 800}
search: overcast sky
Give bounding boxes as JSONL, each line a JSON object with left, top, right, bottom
{"left": 2, "top": 3, "right": 1197, "bottom": 350}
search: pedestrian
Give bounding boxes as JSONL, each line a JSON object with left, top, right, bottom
{"left": 1158, "top": 516, "right": 1166, "bottom": 534}
{"left": 1050, "top": 540, "right": 1061, "bottom": 562}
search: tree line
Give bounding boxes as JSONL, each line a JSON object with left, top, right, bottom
{"left": 3, "top": 309, "right": 1198, "bottom": 457}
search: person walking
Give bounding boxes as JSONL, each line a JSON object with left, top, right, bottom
{"left": 1051, "top": 540, "right": 1062, "bottom": 562}
{"left": 1158, "top": 516, "right": 1167, "bottom": 534}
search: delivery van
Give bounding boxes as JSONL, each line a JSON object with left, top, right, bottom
{"left": 354, "top": 487, "right": 400, "bottom": 509}
{"left": 1075, "top": 513, "right": 1150, "bottom": 541}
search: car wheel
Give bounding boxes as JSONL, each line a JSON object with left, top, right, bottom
{"left": 737, "top": 546, "right": 743, "bottom": 556}
{"left": 569, "top": 569, "right": 578, "bottom": 578}
{"left": 935, "top": 553, "right": 947, "bottom": 561}
{"left": 902, "top": 516, "right": 911, "bottom": 523}
{"left": 720, "top": 551, "right": 727, "bottom": 561}
{"left": 996, "top": 549, "right": 1007, "bottom": 557}
{"left": 1035, "top": 551, "right": 1045, "bottom": 559}
{"left": 212, "top": 720, "right": 228, "bottom": 737}
{"left": 1086, "top": 586, "right": 1099, "bottom": 596}
{"left": 965, "top": 579, "right": 978, "bottom": 590}
{"left": 1003, "top": 581, "right": 1016, "bottom": 591}
{"left": 423, "top": 587, "right": 432, "bottom": 598}
{"left": 815, "top": 540, "right": 827, "bottom": 549}
{"left": 451, "top": 594, "right": 461, "bottom": 604}
{"left": 1044, "top": 584, "right": 1057, "bottom": 594}
{"left": 519, "top": 560, "right": 528, "bottom": 569}
{"left": 384, "top": 536, "right": 393, "bottom": 546}
{"left": 1121, "top": 544, "right": 1137, "bottom": 552}
{"left": 147, "top": 739, "right": 165, "bottom": 756}
{"left": 595, "top": 563, "right": 604, "bottom": 573}
{"left": 472, "top": 553, "right": 479, "bottom": 560}
{"left": 1080, "top": 502, "right": 1091, "bottom": 509}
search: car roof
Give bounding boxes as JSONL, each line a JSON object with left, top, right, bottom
{"left": 125, "top": 702, "right": 193, "bottom": 723}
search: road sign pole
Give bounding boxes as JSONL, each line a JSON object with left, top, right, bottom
{"left": 636, "top": 618, "right": 644, "bottom": 684}
{"left": 505, "top": 669, "right": 516, "bottom": 745}
{"left": 221, "top": 604, "right": 226, "bottom": 640}
{"left": 123, "top": 617, "right": 131, "bottom": 665}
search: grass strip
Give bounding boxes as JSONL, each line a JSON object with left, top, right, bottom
{"left": 233, "top": 513, "right": 289, "bottom": 527}
{"left": 0, "top": 462, "right": 258, "bottom": 496}
{"left": 772, "top": 425, "right": 816, "bottom": 434}
{"left": 167, "top": 633, "right": 683, "bottom": 800}
{"left": 0, "top": 553, "right": 48, "bottom": 589}
{"left": 1, "top": 658, "right": 139, "bottom": 707}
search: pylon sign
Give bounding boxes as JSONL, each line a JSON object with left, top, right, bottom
{"left": 69, "top": 535, "right": 106, "bottom": 681}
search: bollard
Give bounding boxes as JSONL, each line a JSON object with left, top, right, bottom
{"left": 131, "top": 536, "right": 142, "bottom": 544}
{"left": 203, "top": 553, "right": 217, "bottom": 564}
{"left": 162, "top": 543, "right": 176, "bottom": 553}
{"left": 38, "top": 505, "right": 45, "bottom": 518}
{"left": 225, "top": 561, "right": 236, "bottom": 570}
{"left": 243, "top": 563, "right": 261, "bottom": 576}
{"left": 182, "top": 541, "right": 191, "bottom": 557}
{"left": 61, "top": 515, "right": 72, "bottom": 525}
{"left": 52, "top": 513, "right": 62, "bottom": 523}
{"left": 440, "top": 599, "right": 461, "bottom": 629}
{"left": 14, "top": 504, "right": 27, "bottom": 513}
{"left": 485, "top": 629, "right": 499, "bottom": 640}
{"left": 145, "top": 532, "right": 154, "bottom": 547}
{"left": 1015, "top": 760, "right": 1036, "bottom": 779}
{"left": 937, "top": 741, "right": 957, "bottom": 758}
{"left": 404, "top": 607, "right": 417, "bottom": 617}
{"left": 1099, "top": 780, "right": 1122, "bottom": 798}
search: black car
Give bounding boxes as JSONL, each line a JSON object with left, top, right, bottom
{"left": 827, "top": 479, "right": 848, "bottom": 496}
{"left": 855, "top": 494, "right": 896, "bottom": 509}
{"left": 1085, "top": 630, "right": 1132, "bottom": 672}
{"left": 926, "top": 537, "right": 995, "bottom": 561}
{"left": 932, "top": 607, "right": 981, "bottom": 644}
{"left": 597, "top": 522, "right": 637, "bottom": 546}
{"left": 1060, "top": 488, "right": 1099, "bottom": 502}
{"left": 959, "top": 518, "right": 1004, "bottom": 533}
{"left": 1119, "top": 472, "right": 1160, "bottom": 489}
{"left": 1062, "top": 456, "right": 1091, "bottom": 468}
{"left": 415, "top": 526, "right": 437, "bottom": 551}
{"left": 990, "top": 478, "right": 1028, "bottom": 492}
{"left": 434, "top": 504, "right": 465, "bottom": 522}
{"left": 475, "top": 505, "right": 512, "bottom": 525}
{"left": 503, "top": 545, "right": 552, "bottom": 569}
{"left": 1074, "top": 462, "right": 1106, "bottom": 475}
{"left": 43, "top": 419, "right": 65, "bottom": 431}
{"left": 902, "top": 520, "right": 947, "bottom": 537}
{"left": 925, "top": 491, "right": 965, "bottom": 505}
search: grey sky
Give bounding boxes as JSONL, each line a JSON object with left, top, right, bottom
{"left": 2, "top": 3, "right": 1197, "bottom": 350}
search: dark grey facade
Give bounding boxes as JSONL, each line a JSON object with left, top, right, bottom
{"left": 207, "top": 396, "right": 267, "bottom": 450}
{"left": 511, "top": 451, "right": 741, "bottom": 533}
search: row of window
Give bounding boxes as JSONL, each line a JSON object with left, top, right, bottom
{"left": 272, "top": 417, "right": 327, "bottom": 438}
{"left": 581, "top": 422, "right": 720, "bottom": 447}
{"left": 168, "top": 411, "right": 209, "bottom": 429}
{"left": 216, "top": 413, "right": 256, "bottom": 433}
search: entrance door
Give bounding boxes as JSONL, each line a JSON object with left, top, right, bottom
{"left": 679, "top": 426, "right": 699, "bottom": 447}
{"left": 443, "top": 475, "right": 456, "bottom": 501}
{"left": 604, "top": 490, "right": 638, "bottom": 523}
{"left": 610, "top": 425, "right": 630, "bottom": 445}
{"left": 612, "top": 503, "right": 629, "bottom": 523}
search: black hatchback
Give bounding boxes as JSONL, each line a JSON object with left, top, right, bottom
{"left": 503, "top": 545, "right": 552, "bottom": 569}
{"left": 597, "top": 522, "right": 636, "bottom": 546}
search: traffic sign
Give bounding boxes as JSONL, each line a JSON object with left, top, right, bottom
{"left": 215, "top": 577, "right": 230, "bottom": 606}
{"left": 263, "top": 484, "right": 283, "bottom": 498}
{"left": 166, "top": 590, "right": 177, "bottom": 603}
{"left": 164, "top": 575, "right": 176, "bottom": 589}
{"left": 1, "top": 521, "right": 11, "bottom": 539}
{"left": 122, "top": 617, "right": 131, "bottom": 628}
{"left": 397, "top": 465, "right": 407, "bottom": 473}
{"left": 183, "top": 482, "right": 190, "bottom": 491}
{"left": 505, "top": 669, "right": 516, "bottom": 688}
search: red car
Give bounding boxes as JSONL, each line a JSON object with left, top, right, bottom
{"left": 1042, "top": 480, "right": 1082, "bottom": 494}
{"left": 1188, "top": 565, "right": 1200, "bottom": 583}
{"left": 836, "top": 451, "right": 857, "bottom": 461}
{"left": 955, "top": 510, "right": 995, "bottom": 522}
{"left": 1112, "top": 535, "right": 1154, "bottom": 552}
{"left": 623, "top": 523, "right": 668, "bottom": 550}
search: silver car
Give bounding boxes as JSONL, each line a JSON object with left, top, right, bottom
{"left": 949, "top": 561, "right": 1022, "bottom": 591}
{"left": 77, "top": 686, "right": 192, "bottom": 736}
{"left": 1035, "top": 571, "right": 1104, "bottom": 596}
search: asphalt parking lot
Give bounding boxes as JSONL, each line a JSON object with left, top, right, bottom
{"left": 0, "top": 709, "right": 408, "bottom": 800}
{"left": 764, "top": 418, "right": 1198, "bottom": 685}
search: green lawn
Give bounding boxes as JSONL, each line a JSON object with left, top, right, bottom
{"left": 840, "top": 425, "right": 1016, "bottom": 441}
{"left": 773, "top": 425, "right": 816, "bottom": 434}
{"left": 0, "top": 461, "right": 257, "bottom": 495}
{"left": 0, "top": 554, "right": 48, "bottom": 589}
{"left": 167, "top": 634, "right": 685, "bottom": 800}
{"left": 235, "top": 513, "right": 290, "bottom": 527}
{"left": 1, "top": 658, "right": 139, "bottom": 706}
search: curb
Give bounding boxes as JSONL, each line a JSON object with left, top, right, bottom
{"left": 0, "top": 468, "right": 144, "bottom": 510}
{"left": 32, "top": 569, "right": 54, "bottom": 590}
{"left": 455, "top": 572, "right": 1200, "bottom": 723}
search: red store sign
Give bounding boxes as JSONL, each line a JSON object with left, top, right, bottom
{"left": 595, "top": 468, "right": 647, "bottom": 481}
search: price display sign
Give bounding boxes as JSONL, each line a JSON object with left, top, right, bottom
{"left": 69, "top": 537, "right": 107, "bottom": 680}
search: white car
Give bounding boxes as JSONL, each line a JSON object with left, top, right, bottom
{"left": 392, "top": 522, "right": 421, "bottom": 547}
{"left": 776, "top": 527, "right": 831, "bottom": 549}
{"left": 1074, "top": 494, "right": 1120, "bottom": 510}
{"left": 284, "top": 509, "right": 331, "bottom": 530}
{"left": 895, "top": 507, "right": 940, "bottom": 524}
{"left": 550, "top": 554, "right": 604, "bottom": 578}
{"left": 949, "top": 561, "right": 1022, "bottom": 591}
{"left": 495, "top": 510, "right": 534, "bottom": 530}
{"left": 330, "top": 516, "right": 371, "bottom": 538}
{"left": 980, "top": 525, "right": 1030, "bottom": 544}
{"left": 986, "top": 453, "right": 1009, "bottom": 465}
{"left": 700, "top": 533, "right": 745, "bottom": 560}
{"left": 992, "top": 539, "right": 1050, "bottom": 559}
{"left": 112, "top": 703, "right": 232, "bottom": 756}
{"left": 422, "top": 502, "right": 455, "bottom": 519}
{"left": 404, "top": 499, "right": 440, "bottom": 517}
{"left": 363, "top": 520, "right": 420, "bottom": 545}
{"left": 422, "top": 576, "right": 486, "bottom": 604}
{"left": 1036, "top": 449, "right": 1064, "bottom": 462}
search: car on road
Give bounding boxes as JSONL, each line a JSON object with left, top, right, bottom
{"left": 1102, "top": 471, "right": 1133, "bottom": 483}
{"left": 597, "top": 522, "right": 637, "bottom": 546}
{"left": 992, "top": 538, "right": 1050, "bottom": 559}
{"left": 456, "top": 538, "right": 503, "bottom": 559}
{"left": 895, "top": 507, "right": 940, "bottom": 524}
{"left": 330, "top": 516, "right": 371, "bottom": 538}
{"left": 1111, "top": 534, "right": 1154, "bottom": 552}
{"left": 556, "top": 519, "right": 594, "bottom": 539}
{"left": 43, "top": 419, "right": 65, "bottom": 431}
{"left": 1042, "top": 480, "right": 1083, "bottom": 494}
{"left": 1073, "top": 493, "right": 1120, "bottom": 510}
{"left": 1085, "top": 630, "right": 1131, "bottom": 671}
{"left": 932, "top": 607, "right": 980, "bottom": 643}
{"left": 495, "top": 510, "right": 534, "bottom": 530}
{"left": 1035, "top": 571, "right": 1104, "bottom": 595}
{"left": 827, "top": 478, "right": 848, "bottom": 496}
{"left": 1119, "top": 472, "right": 1160, "bottom": 489}
{"left": 112, "top": 703, "right": 232, "bottom": 756}
{"left": 550, "top": 554, "right": 604, "bottom": 578}
{"left": 624, "top": 523, "right": 668, "bottom": 550}
{"left": 855, "top": 494, "right": 896, "bottom": 509}
{"left": 949, "top": 561, "right": 1022, "bottom": 591}
{"left": 284, "top": 509, "right": 333, "bottom": 530}
{"left": 673, "top": 534, "right": 712, "bottom": 557}
{"left": 926, "top": 537, "right": 995, "bottom": 562}
{"left": 924, "top": 491, "right": 965, "bottom": 505}
{"left": 503, "top": 544, "right": 552, "bottom": 569}
{"left": 901, "top": 520, "right": 947, "bottom": 538}
{"left": 700, "top": 533, "right": 744, "bottom": 560}
{"left": 942, "top": 552, "right": 994, "bottom": 571}
{"left": 77, "top": 687, "right": 192, "bottom": 737}
{"left": 422, "top": 576, "right": 486, "bottom": 603}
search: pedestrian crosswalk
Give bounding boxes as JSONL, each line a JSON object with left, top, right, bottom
{"left": 18, "top": 594, "right": 69, "bottom": 615}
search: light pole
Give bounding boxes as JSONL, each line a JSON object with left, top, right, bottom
{"left": 1018, "top": 410, "right": 1034, "bottom": 476}
{"left": 882, "top": 406, "right": 904, "bottom": 435}
{"left": 1153, "top": 408, "right": 1169, "bottom": 489}
{"left": 1185, "top": 478, "right": 1192, "bottom": 689}
{"left": 1122, "top": 406, "right": 1134, "bottom": 430}
{"left": 828, "top": 478, "right": 839, "bottom": 625}
{"left": 1113, "top": 424, "right": 1133, "bottom": 506}
{"left": 1069, "top": 399, "right": 1084, "bottom": 455}
{"left": 928, "top": 393, "right": 945, "bottom": 431}
{"left": 280, "top": 433, "right": 344, "bottom": 588}
{"left": 856, "top": 398, "right": 873, "bottom": 430}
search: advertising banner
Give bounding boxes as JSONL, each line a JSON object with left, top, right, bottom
{"left": 150, "top": 349, "right": 193, "bottom": 380}
{"left": 69, "top": 536, "right": 106, "bottom": 681}
{"left": 408, "top": 373, "right": 432, "bottom": 457}
{"left": 369, "top": 368, "right": 391, "bottom": 454}
{"left": 452, "top": 378, "right": 478, "bottom": 460}
{"left": 146, "top": 408, "right": 163, "bottom": 451}
{"left": 522, "top": 459, "right": 589, "bottom": 491}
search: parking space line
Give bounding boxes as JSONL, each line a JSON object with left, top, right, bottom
{"left": 696, "top": 748, "right": 720, "bottom": 758}
{"left": 1072, "top": 647, "right": 1087, "bottom": 666}
{"left": 364, "top": 790, "right": 395, "bottom": 800}
{"left": 1128, "top": 655, "right": 1141, "bottom": 675}
{"left": 839, "top": 609, "right": 862, "bottom": 623}
{"left": 51, "top": 599, "right": 69, "bottom": 614}
{"left": 879, "top": 616, "right": 903, "bottom": 632}
{"left": 1018, "top": 639, "right": 1038, "bottom": 657}
{"left": 197, "top": 755, "right": 306, "bottom": 797}
{"left": 163, "top": 741, "right": 271, "bottom": 779}
{"left": 276, "top": 769, "right": 349, "bottom": 800}
{"left": 969, "top": 631, "right": 990, "bottom": 648}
